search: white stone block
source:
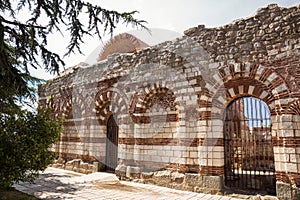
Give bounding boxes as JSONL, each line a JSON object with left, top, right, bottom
{"left": 284, "top": 148, "right": 296, "bottom": 154}
{"left": 277, "top": 154, "right": 289, "bottom": 162}
{"left": 212, "top": 151, "right": 224, "bottom": 159}
{"left": 169, "top": 157, "right": 178, "bottom": 163}
{"left": 293, "top": 115, "right": 300, "bottom": 122}
{"left": 161, "top": 156, "right": 170, "bottom": 163}
{"left": 206, "top": 83, "right": 217, "bottom": 93}
{"left": 155, "top": 146, "right": 164, "bottom": 150}
{"left": 162, "top": 132, "right": 171, "bottom": 138}
{"left": 187, "top": 158, "right": 196, "bottom": 165}
{"left": 213, "top": 146, "right": 224, "bottom": 153}
{"left": 186, "top": 100, "right": 197, "bottom": 105}
{"left": 195, "top": 87, "right": 202, "bottom": 92}
{"left": 259, "top": 91, "right": 268, "bottom": 99}
{"left": 213, "top": 158, "right": 224, "bottom": 167}
{"left": 148, "top": 150, "right": 157, "bottom": 156}
{"left": 200, "top": 95, "right": 209, "bottom": 101}
{"left": 238, "top": 85, "right": 244, "bottom": 94}
{"left": 177, "top": 158, "right": 186, "bottom": 164}
{"left": 206, "top": 159, "right": 216, "bottom": 166}
{"left": 228, "top": 88, "right": 235, "bottom": 97}
{"left": 173, "top": 151, "right": 181, "bottom": 157}
{"left": 289, "top": 154, "right": 298, "bottom": 163}
{"left": 182, "top": 151, "right": 189, "bottom": 157}
{"left": 165, "top": 150, "right": 174, "bottom": 157}
{"left": 151, "top": 155, "right": 161, "bottom": 162}
{"left": 248, "top": 85, "right": 254, "bottom": 94}
{"left": 179, "top": 121, "right": 186, "bottom": 126}
{"left": 273, "top": 147, "right": 281, "bottom": 154}
{"left": 275, "top": 83, "right": 287, "bottom": 93}
{"left": 161, "top": 146, "right": 170, "bottom": 151}
{"left": 217, "top": 96, "right": 226, "bottom": 105}
{"left": 142, "top": 154, "right": 151, "bottom": 161}
{"left": 286, "top": 163, "right": 298, "bottom": 173}
{"left": 188, "top": 88, "right": 195, "bottom": 93}
{"left": 175, "top": 131, "right": 187, "bottom": 138}
{"left": 189, "top": 151, "right": 198, "bottom": 158}
{"left": 213, "top": 73, "right": 222, "bottom": 83}
{"left": 198, "top": 126, "right": 207, "bottom": 132}
{"left": 295, "top": 129, "right": 300, "bottom": 137}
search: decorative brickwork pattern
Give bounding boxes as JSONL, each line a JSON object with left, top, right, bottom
{"left": 98, "top": 33, "right": 149, "bottom": 61}
{"left": 39, "top": 4, "right": 300, "bottom": 198}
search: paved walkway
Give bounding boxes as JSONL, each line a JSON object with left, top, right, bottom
{"left": 14, "top": 167, "right": 243, "bottom": 200}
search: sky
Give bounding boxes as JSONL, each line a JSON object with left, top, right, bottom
{"left": 29, "top": 0, "right": 300, "bottom": 80}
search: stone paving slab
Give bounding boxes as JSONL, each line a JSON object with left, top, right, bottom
{"left": 14, "top": 167, "right": 244, "bottom": 200}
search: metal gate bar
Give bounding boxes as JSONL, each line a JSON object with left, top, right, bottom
{"left": 224, "top": 97, "right": 276, "bottom": 194}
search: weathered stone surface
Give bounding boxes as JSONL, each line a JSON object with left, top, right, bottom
{"left": 184, "top": 173, "right": 202, "bottom": 185}
{"left": 202, "top": 176, "right": 223, "bottom": 190}
{"left": 276, "top": 182, "right": 300, "bottom": 200}
{"left": 40, "top": 4, "right": 300, "bottom": 198}
{"left": 276, "top": 182, "right": 293, "bottom": 200}
{"left": 141, "top": 172, "right": 154, "bottom": 179}
{"left": 126, "top": 166, "right": 141, "bottom": 178}
{"left": 50, "top": 158, "right": 97, "bottom": 174}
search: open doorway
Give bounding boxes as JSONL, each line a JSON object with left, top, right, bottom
{"left": 224, "top": 97, "right": 276, "bottom": 194}
{"left": 105, "top": 115, "right": 119, "bottom": 172}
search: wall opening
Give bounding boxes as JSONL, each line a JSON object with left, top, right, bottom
{"left": 224, "top": 97, "right": 276, "bottom": 194}
{"left": 105, "top": 115, "right": 119, "bottom": 172}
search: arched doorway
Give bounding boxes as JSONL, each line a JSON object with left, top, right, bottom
{"left": 224, "top": 97, "right": 276, "bottom": 194}
{"left": 106, "top": 115, "right": 119, "bottom": 172}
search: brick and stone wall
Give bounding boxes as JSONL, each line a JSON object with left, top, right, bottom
{"left": 39, "top": 4, "right": 300, "bottom": 199}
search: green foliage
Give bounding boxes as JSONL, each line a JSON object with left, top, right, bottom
{"left": 0, "top": 0, "right": 147, "bottom": 74}
{"left": 0, "top": 0, "right": 147, "bottom": 108}
{"left": 0, "top": 109, "right": 62, "bottom": 188}
{"left": 0, "top": 0, "right": 146, "bottom": 188}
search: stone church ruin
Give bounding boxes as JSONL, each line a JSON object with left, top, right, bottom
{"left": 39, "top": 4, "right": 300, "bottom": 199}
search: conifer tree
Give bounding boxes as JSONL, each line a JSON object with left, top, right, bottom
{"left": 0, "top": 0, "right": 146, "bottom": 188}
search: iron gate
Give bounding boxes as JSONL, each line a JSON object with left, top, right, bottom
{"left": 224, "top": 97, "right": 276, "bottom": 194}
{"left": 106, "top": 115, "right": 119, "bottom": 172}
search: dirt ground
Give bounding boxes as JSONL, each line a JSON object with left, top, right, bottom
{"left": 0, "top": 188, "right": 38, "bottom": 200}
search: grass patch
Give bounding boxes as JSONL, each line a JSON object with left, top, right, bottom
{"left": 0, "top": 188, "right": 38, "bottom": 200}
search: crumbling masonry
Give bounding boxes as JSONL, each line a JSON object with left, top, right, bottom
{"left": 39, "top": 4, "right": 300, "bottom": 199}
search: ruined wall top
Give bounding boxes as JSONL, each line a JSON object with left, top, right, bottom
{"left": 183, "top": 3, "right": 300, "bottom": 64}
{"left": 39, "top": 4, "right": 300, "bottom": 102}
